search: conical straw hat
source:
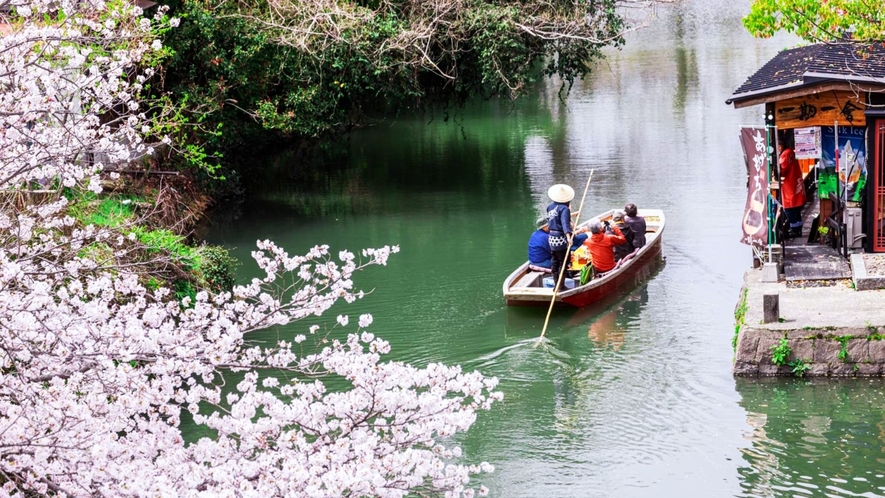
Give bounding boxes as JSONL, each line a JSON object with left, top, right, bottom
{"left": 548, "top": 184, "right": 575, "bottom": 203}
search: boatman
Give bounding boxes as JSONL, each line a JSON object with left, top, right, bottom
{"left": 546, "top": 183, "right": 575, "bottom": 289}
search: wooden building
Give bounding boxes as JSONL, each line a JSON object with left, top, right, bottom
{"left": 728, "top": 42, "right": 885, "bottom": 258}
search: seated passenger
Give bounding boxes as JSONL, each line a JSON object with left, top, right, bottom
{"left": 582, "top": 218, "right": 626, "bottom": 274}
{"left": 528, "top": 218, "right": 587, "bottom": 272}
{"left": 611, "top": 210, "right": 636, "bottom": 262}
{"left": 624, "top": 203, "right": 647, "bottom": 248}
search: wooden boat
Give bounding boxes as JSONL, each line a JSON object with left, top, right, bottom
{"left": 502, "top": 209, "right": 665, "bottom": 307}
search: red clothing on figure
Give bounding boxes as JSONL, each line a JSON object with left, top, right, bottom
{"left": 583, "top": 225, "right": 627, "bottom": 273}
{"left": 779, "top": 148, "right": 807, "bottom": 209}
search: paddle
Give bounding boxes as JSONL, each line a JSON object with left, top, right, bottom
{"left": 536, "top": 170, "right": 594, "bottom": 345}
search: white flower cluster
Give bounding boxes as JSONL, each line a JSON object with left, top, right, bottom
{"left": 0, "top": 0, "right": 177, "bottom": 190}
{"left": 0, "top": 2, "right": 500, "bottom": 495}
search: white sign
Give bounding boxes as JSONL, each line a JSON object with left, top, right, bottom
{"left": 794, "top": 126, "right": 821, "bottom": 160}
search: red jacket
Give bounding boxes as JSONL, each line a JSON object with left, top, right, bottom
{"left": 583, "top": 225, "right": 627, "bottom": 273}
{"left": 779, "top": 148, "right": 807, "bottom": 209}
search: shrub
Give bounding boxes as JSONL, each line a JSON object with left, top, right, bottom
{"left": 771, "top": 338, "right": 791, "bottom": 366}
{"left": 198, "top": 245, "right": 239, "bottom": 292}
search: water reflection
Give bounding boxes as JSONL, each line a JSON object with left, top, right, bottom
{"left": 670, "top": 8, "right": 699, "bottom": 115}
{"left": 736, "top": 378, "right": 885, "bottom": 497}
{"left": 586, "top": 287, "right": 648, "bottom": 352}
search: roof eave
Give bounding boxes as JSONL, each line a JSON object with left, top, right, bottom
{"left": 726, "top": 81, "right": 805, "bottom": 106}
{"left": 802, "top": 71, "right": 885, "bottom": 86}
{"left": 727, "top": 72, "right": 885, "bottom": 107}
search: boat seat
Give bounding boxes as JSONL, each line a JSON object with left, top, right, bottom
{"left": 513, "top": 271, "right": 544, "bottom": 288}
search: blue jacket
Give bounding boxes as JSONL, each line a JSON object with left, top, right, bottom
{"left": 528, "top": 229, "right": 552, "bottom": 265}
{"left": 528, "top": 230, "right": 587, "bottom": 266}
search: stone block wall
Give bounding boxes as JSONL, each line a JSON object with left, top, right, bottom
{"left": 734, "top": 326, "right": 885, "bottom": 376}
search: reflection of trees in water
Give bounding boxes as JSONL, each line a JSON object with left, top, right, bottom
{"left": 237, "top": 97, "right": 564, "bottom": 214}
{"left": 735, "top": 379, "right": 885, "bottom": 497}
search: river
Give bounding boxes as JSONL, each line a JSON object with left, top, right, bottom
{"left": 203, "top": 1, "right": 885, "bottom": 496}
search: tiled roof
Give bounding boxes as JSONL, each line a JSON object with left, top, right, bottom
{"left": 730, "top": 42, "right": 885, "bottom": 101}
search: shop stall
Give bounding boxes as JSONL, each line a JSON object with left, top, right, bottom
{"left": 727, "top": 42, "right": 885, "bottom": 274}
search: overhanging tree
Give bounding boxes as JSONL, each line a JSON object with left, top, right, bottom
{"left": 744, "top": 0, "right": 885, "bottom": 41}
{"left": 158, "top": 0, "right": 678, "bottom": 175}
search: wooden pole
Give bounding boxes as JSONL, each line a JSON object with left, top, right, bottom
{"left": 537, "top": 170, "right": 594, "bottom": 343}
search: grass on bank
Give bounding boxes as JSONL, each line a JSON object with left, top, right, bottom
{"left": 733, "top": 287, "right": 748, "bottom": 352}
{"left": 65, "top": 188, "right": 237, "bottom": 300}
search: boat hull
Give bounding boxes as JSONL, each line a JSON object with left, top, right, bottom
{"left": 504, "top": 237, "right": 662, "bottom": 307}
{"left": 503, "top": 209, "right": 665, "bottom": 308}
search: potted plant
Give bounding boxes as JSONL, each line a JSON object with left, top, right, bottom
{"left": 818, "top": 225, "right": 830, "bottom": 246}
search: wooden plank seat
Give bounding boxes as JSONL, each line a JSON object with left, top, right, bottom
{"left": 513, "top": 271, "right": 545, "bottom": 288}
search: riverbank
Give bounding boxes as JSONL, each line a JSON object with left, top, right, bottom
{"left": 734, "top": 268, "right": 885, "bottom": 376}
{"left": 60, "top": 169, "right": 236, "bottom": 299}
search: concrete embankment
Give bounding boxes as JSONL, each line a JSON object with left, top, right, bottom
{"left": 734, "top": 270, "right": 885, "bottom": 376}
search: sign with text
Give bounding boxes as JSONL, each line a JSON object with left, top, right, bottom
{"left": 793, "top": 126, "right": 821, "bottom": 159}
{"left": 774, "top": 92, "right": 866, "bottom": 129}
{"left": 739, "top": 127, "right": 770, "bottom": 246}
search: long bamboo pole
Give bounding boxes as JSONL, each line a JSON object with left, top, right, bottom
{"left": 537, "top": 170, "right": 594, "bottom": 343}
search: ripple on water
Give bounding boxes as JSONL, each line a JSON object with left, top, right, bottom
{"left": 735, "top": 379, "right": 885, "bottom": 498}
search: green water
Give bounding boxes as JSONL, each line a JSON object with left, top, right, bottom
{"left": 203, "top": 2, "right": 885, "bottom": 496}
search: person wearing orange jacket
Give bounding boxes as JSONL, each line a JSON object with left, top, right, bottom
{"left": 778, "top": 141, "right": 807, "bottom": 237}
{"left": 583, "top": 218, "right": 627, "bottom": 273}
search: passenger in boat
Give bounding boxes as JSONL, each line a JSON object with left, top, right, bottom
{"left": 611, "top": 210, "right": 636, "bottom": 262}
{"left": 777, "top": 139, "right": 807, "bottom": 238}
{"left": 528, "top": 218, "right": 587, "bottom": 272}
{"left": 546, "top": 184, "right": 576, "bottom": 286}
{"left": 624, "top": 203, "right": 647, "bottom": 248}
{"left": 583, "top": 219, "right": 626, "bottom": 274}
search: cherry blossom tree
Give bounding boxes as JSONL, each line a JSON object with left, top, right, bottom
{"left": 0, "top": 1, "right": 501, "bottom": 495}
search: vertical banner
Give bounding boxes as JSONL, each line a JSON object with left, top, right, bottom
{"left": 740, "top": 127, "right": 769, "bottom": 246}
{"left": 821, "top": 126, "right": 866, "bottom": 202}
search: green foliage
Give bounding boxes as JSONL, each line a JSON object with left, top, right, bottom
{"left": 196, "top": 245, "right": 239, "bottom": 292}
{"left": 83, "top": 199, "right": 135, "bottom": 227}
{"left": 788, "top": 358, "right": 810, "bottom": 377}
{"left": 67, "top": 192, "right": 141, "bottom": 228}
{"left": 744, "top": 0, "right": 885, "bottom": 41}
{"left": 145, "top": 277, "right": 164, "bottom": 291}
{"left": 173, "top": 279, "right": 197, "bottom": 304}
{"left": 733, "top": 288, "right": 749, "bottom": 351}
{"left": 148, "top": 93, "right": 225, "bottom": 177}
{"left": 158, "top": 0, "right": 630, "bottom": 187}
{"left": 771, "top": 337, "right": 791, "bottom": 366}
{"left": 836, "top": 335, "right": 851, "bottom": 362}
{"left": 132, "top": 226, "right": 199, "bottom": 270}
{"left": 77, "top": 243, "right": 115, "bottom": 265}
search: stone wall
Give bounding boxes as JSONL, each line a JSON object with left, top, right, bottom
{"left": 732, "top": 270, "right": 885, "bottom": 377}
{"left": 734, "top": 326, "right": 885, "bottom": 376}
